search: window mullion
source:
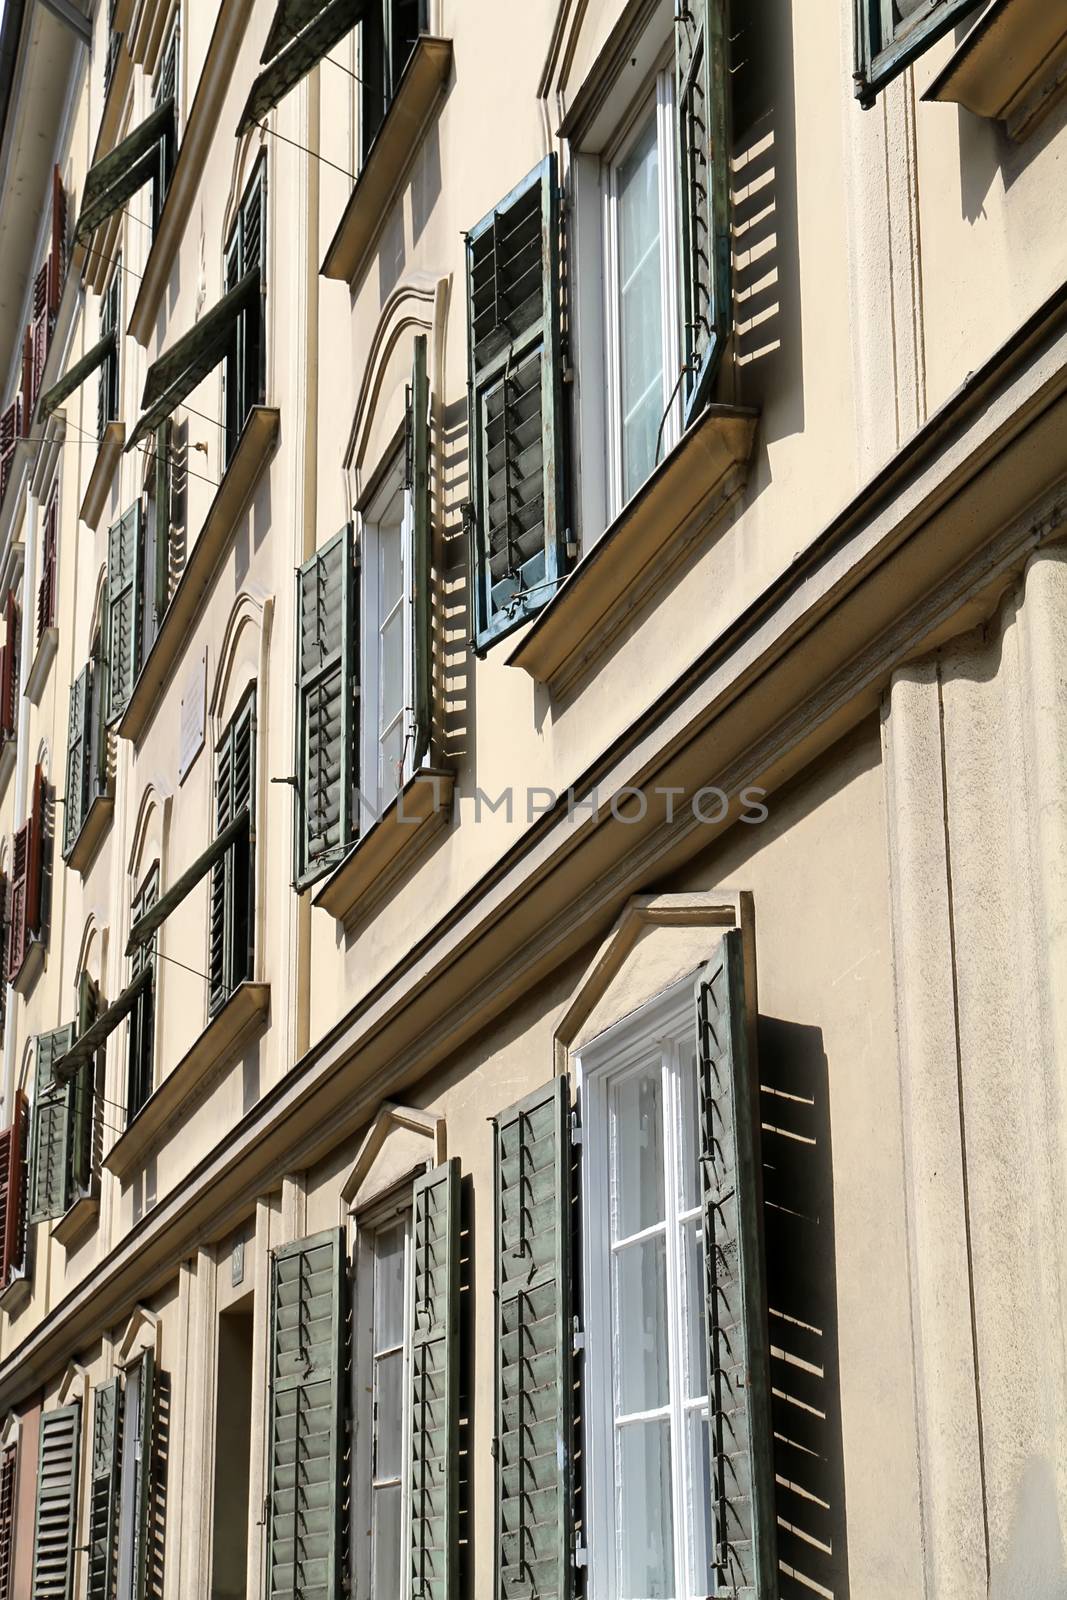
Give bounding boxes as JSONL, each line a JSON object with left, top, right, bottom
{"left": 663, "top": 1037, "right": 693, "bottom": 1598}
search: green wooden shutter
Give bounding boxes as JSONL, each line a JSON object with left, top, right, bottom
{"left": 87, "top": 1379, "right": 122, "bottom": 1600}
{"left": 29, "top": 1025, "right": 76, "bottom": 1224}
{"left": 466, "top": 157, "right": 568, "bottom": 652}
{"left": 128, "top": 869, "right": 159, "bottom": 1124}
{"left": 295, "top": 527, "right": 355, "bottom": 885}
{"left": 105, "top": 504, "right": 143, "bottom": 723}
{"left": 31, "top": 1402, "right": 81, "bottom": 1600}
{"left": 410, "top": 334, "right": 432, "bottom": 769}
{"left": 695, "top": 928, "right": 776, "bottom": 1595}
{"left": 493, "top": 1077, "right": 574, "bottom": 1600}
{"left": 266, "top": 1228, "right": 347, "bottom": 1600}
{"left": 62, "top": 666, "right": 91, "bottom": 857}
{"left": 409, "top": 1158, "right": 460, "bottom": 1600}
{"left": 675, "top": 0, "right": 731, "bottom": 424}
{"left": 153, "top": 419, "right": 172, "bottom": 627}
{"left": 132, "top": 1351, "right": 156, "bottom": 1600}
{"left": 71, "top": 972, "right": 100, "bottom": 1195}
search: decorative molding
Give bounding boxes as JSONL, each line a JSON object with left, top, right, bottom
{"left": 340, "top": 1102, "right": 444, "bottom": 1212}
{"left": 115, "top": 1303, "right": 161, "bottom": 1367}
{"left": 313, "top": 770, "right": 455, "bottom": 931}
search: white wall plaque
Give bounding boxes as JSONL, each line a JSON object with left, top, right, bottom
{"left": 178, "top": 648, "right": 207, "bottom": 784}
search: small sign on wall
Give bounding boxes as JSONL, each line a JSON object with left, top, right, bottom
{"left": 179, "top": 648, "right": 207, "bottom": 784}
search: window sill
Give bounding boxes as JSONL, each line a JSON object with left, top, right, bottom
{"left": 119, "top": 405, "right": 279, "bottom": 744}
{"left": 0, "top": 737, "right": 14, "bottom": 801}
{"left": 128, "top": 0, "right": 258, "bottom": 345}
{"left": 63, "top": 788, "right": 114, "bottom": 875}
{"left": 506, "top": 404, "right": 759, "bottom": 696}
{"left": 320, "top": 36, "right": 453, "bottom": 286}
{"left": 26, "top": 626, "right": 58, "bottom": 705}
{"left": 313, "top": 769, "right": 455, "bottom": 931}
{"left": 923, "top": 0, "right": 1067, "bottom": 141}
{"left": 79, "top": 420, "right": 125, "bottom": 532}
{"left": 103, "top": 979, "right": 270, "bottom": 1182}
{"left": 51, "top": 1190, "right": 99, "bottom": 1249}
{"left": 11, "top": 935, "right": 45, "bottom": 998}
{"left": 0, "top": 1271, "right": 29, "bottom": 1318}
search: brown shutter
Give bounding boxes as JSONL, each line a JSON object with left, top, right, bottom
{"left": 0, "top": 1442, "right": 15, "bottom": 1600}
{"left": 38, "top": 492, "right": 58, "bottom": 641}
{"left": 20, "top": 332, "right": 32, "bottom": 438}
{"left": 25, "top": 765, "right": 44, "bottom": 943}
{"left": 0, "top": 873, "right": 8, "bottom": 1029}
{"left": 48, "top": 167, "right": 66, "bottom": 317}
{"left": 0, "top": 592, "right": 18, "bottom": 741}
{"left": 0, "top": 1092, "right": 27, "bottom": 1285}
{"left": 7, "top": 827, "right": 28, "bottom": 982}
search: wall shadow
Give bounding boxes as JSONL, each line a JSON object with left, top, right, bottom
{"left": 758, "top": 1015, "right": 850, "bottom": 1599}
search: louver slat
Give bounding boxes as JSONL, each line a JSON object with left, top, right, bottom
{"left": 410, "top": 335, "right": 432, "bottom": 770}
{"left": 0, "top": 1091, "right": 27, "bottom": 1284}
{"left": 675, "top": 0, "right": 731, "bottom": 423}
{"left": 266, "top": 1228, "right": 347, "bottom": 1600}
{"left": 106, "top": 504, "right": 143, "bottom": 723}
{"left": 237, "top": 0, "right": 368, "bottom": 137}
{"left": 296, "top": 527, "right": 355, "bottom": 882}
{"left": 30, "top": 1025, "right": 76, "bottom": 1223}
{"left": 74, "top": 99, "right": 176, "bottom": 244}
{"left": 0, "top": 1443, "right": 16, "bottom": 1600}
{"left": 410, "top": 1160, "right": 460, "bottom": 1600}
{"left": 0, "top": 590, "right": 19, "bottom": 742}
{"left": 695, "top": 928, "right": 777, "bottom": 1596}
{"left": 210, "top": 697, "right": 256, "bottom": 1014}
{"left": 87, "top": 1379, "right": 122, "bottom": 1600}
{"left": 492, "top": 1078, "right": 574, "bottom": 1600}
{"left": 39, "top": 332, "right": 117, "bottom": 423}
{"left": 465, "top": 158, "right": 567, "bottom": 652}
{"left": 63, "top": 666, "right": 90, "bottom": 856}
{"left": 31, "top": 1403, "right": 81, "bottom": 1600}
{"left": 133, "top": 1351, "right": 157, "bottom": 1598}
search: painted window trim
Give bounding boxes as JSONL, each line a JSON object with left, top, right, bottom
{"left": 853, "top": 0, "right": 985, "bottom": 105}
{"left": 360, "top": 454, "right": 415, "bottom": 832}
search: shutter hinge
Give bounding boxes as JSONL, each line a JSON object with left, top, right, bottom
{"left": 572, "top": 1316, "right": 585, "bottom": 1355}
{"left": 574, "top": 1538, "right": 588, "bottom": 1570}
{"left": 562, "top": 361, "right": 575, "bottom": 385}
{"left": 461, "top": 499, "right": 475, "bottom": 534}
{"left": 570, "top": 1109, "right": 582, "bottom": 1145}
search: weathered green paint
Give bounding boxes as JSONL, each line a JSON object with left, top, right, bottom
{"left": 410, "top": 1158, "right": 461, "bottom": 1600}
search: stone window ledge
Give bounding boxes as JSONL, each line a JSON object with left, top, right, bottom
{"left": 52, "top": 1190, "right": 99, "bottom": 1249}
{"left": 26, "top": 626, "right": 58, "bottom": 705}
{"left": 313, "top": 770, "right": 455, "bottom": 931}
{"left": 506, "top": 404, "right": 759, "bottom": 697}
{"left": 924, "top": 0, "right": 1067, "bottom": 141}
{"left": 79, "top": 420, "right": 125, "bottom": 532}
{"left": 104, "top": 980, "right": 270, "bottom": 1182}
{"left": 64, "top": 788, "right": 114, "bottom": 876}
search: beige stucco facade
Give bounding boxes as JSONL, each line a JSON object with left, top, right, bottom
{"left": 0, "top": 0, "right": 1062, "bottom": 1595}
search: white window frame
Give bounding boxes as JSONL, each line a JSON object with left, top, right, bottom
{"left": 359, "top": 454, "right": 414, "bottom": 831}
{"left": 114, "top": 1358, "right": 143, "bottom": 1600}
{"left": 351, "top": 1190, "right": 415, "bottom": 1600}
{"left": 602, "top": 67, "right": 681, "bottom": 520}
{"left": 576, "top": 974, "right": 713, "bottom": 1600}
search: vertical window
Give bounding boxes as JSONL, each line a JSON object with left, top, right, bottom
{"left": 295, "top": 525, "right": 358, "bottom": 885}
{"left": 38, "top": 484, "right": 58, "bottom": 642}
{"left": 361, "top": 466, "right": 412, "bottom": 822}
{"left": 127, "top": 866, "right": 158, "bottom": 1124}
{"left": 354, "top": 1210, "right": 412, "bottom": 1600}
{"left": 0, "top": 590, "right": 19, "bottom": 744}
{"left": 360, "top": 0, "right": 428, "bottom": 160}
{"left": 105, "top": 503, "right": 143, "bottom": 724}
{"left": 141, "top": 420, "right": 173, "bottom": 660}
{"left": 99, "top": 261, "right": 122, "bottom": 437}
{"left": 115, "top": 1360, "right": 142, "bottom": 1600}
{"left": 209, "top": 691, "right": 255, "bottom": 1016}
{"left": 63, "top": 637, "right": 108, "bottom": 858}
{"left": 605, "top": 73, "right": 679, "bottom": 512}
{"left": 583, "top": 1002, "right": 713, "bottom": 1598}
{"left": 152, "top": 8, "right": 180, "bottom": 226}
{"left": 223, "top": 162, "right": 266, "bottom": 465}
{"left": 0, "top": 1441, "right": 15, "bottom": 1600}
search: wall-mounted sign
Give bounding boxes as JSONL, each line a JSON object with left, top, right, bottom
{"left": 178, "top": 648, "right": 207, "bottom": 784}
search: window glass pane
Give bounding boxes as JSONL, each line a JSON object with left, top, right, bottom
{"left": 380, "top": 609, "right": 404, "bottom": 734}
{"left": 371, "top": 1481, "right": 403, "bottom": 1600}
{"left": 686, "top": 1409, "right": 715, "bottom": 1594}
{"left": 614, "top": 1231, "right": 669, "bottom": 1414}
{"left": 373, "top": 1220, "right": 406, "bottom": 1349}
{"left": 617, "top": 1417, "right": 675, "bottom": 1598}
{"left": 611, "top": 1064, "right": 665, "bottom": 1238}
{"left": 616, "top": 110, "right": 664, "bottom": 503}
{"left": 682, "top": 1217, "right": 707, "bottom": 1399}
{"left": 373, "top": 1349, "right": 404, "bottom": 1480}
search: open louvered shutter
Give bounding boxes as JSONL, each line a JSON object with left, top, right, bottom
{"left": 87, "top": 1379, "right": 121, "bottom": 1600}
{"left": 853, "top": 0, "right": 982, "bottom": 106}
{"left": 0, "top": 591, "right": 19, "bottom": 741}
{"left": 151, "top": 419, "right": 172, "bottom": 629}
{"left": 0, "top": 1091, "right": 27, "bottom": 1284}
{"left": 63, "top": 667, "right": 91, "bottom": 857}
{"left": 106, "top": 504, "right": 143, "bottom": 722}
{"left": 30, "top": 1024, "right": 76, "bottom": 1224}
{"left": 675, "top": 0, "right": 731, "bottom": 424}
{"left": 128, "top": 869, "right": 158, "bottom": 1123}
{"left": 409, "top": 1159, "right": 460, "bottom": 1600}
{"left": 493, "top": 1077, "right": 574, "bottom": 1600}
{"left": 31, "top": 1403, "right": 81, "bottom": 1600}
{"left": 127, "top": 269, "right": 259, "bottom": 452}
{"left": 74, "top": 99, "right": 176, "bottom": 244}
{"left": 27, "top": 763, "right": 45, "bottom": 943}
{"left": 0, "top": 1441, "right": 16, "bottom": 1600}
{"left": 266, "top": 1228, "right": 347, "bottom": 1600}
{"left": 295, "top": 527, "right": 355, "bottom": 884}
{"left": 132, "top": 1351, "right": 157, "bottom": 1599}
{"left": 209, "top": 696, "right": 255, "bottom": 1014}
{"left": 49, "top": 166, "right": 67, "bottom": 316}
{"left": 38, "top": 490, "right": 58, "bottom": 640}
{"left": 466, "top": 157, "right": 568, "bottom": 653}
{"left": 71, "top": 971, "right": 100, "bottom": 1195}
{"left": 0, "top": 399, "right": 20, "bottom": 503}
{"left": 39, "top": 332, "right": 116, "bottom": 424}
{"left": 410, "top": 335, "right": 432, "bottom": 768}
{"left": 695, "top": 928, "right": 776, "bottom": 1595}
{"left": 238, "top": 0, "right": 367, "bottom": 135}
{"left": 7, "top": 827, "right": 29, "bottom": 982}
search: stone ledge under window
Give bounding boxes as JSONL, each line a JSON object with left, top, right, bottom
{"left": 507, "top": 404, "right": 759, "bottom": 696}
{"left": 103, "top": 980, "right": 270, "bottom": 1182}
{"left": 321, "top": 36, "right": 453, "bottom": 286}
{"left": 80, "top": 421, "right": 126, "bottom": 531}
{"left": 64, "top": 788, "right": 115, "bottom": 876}
{"left": 26, "top": 626, "right": 59, "bottom": 705}
{"left": 52, "top": 1191, "right": 99, "bottom": 1249}
{"left": 924, "top": 0, "right": 1067, "bottom": 141}
{"left": 12, "top": 935, "right": 45, "bottom": 998}
{"left": 0, "top": 738, "right": 13, "bottom": 801}
{"left": 0, "top": 1272, "right": 29, "bottom": 1318}
{"left": 313, "top": 770, "right": 455, "bottom": 931}
{"left": 119, "top": 406, "right": 279, "bottom": 744}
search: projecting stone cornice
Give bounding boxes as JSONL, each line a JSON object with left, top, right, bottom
{"left": 1, "top": 278, "right": 1067, "bottom": 1408}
